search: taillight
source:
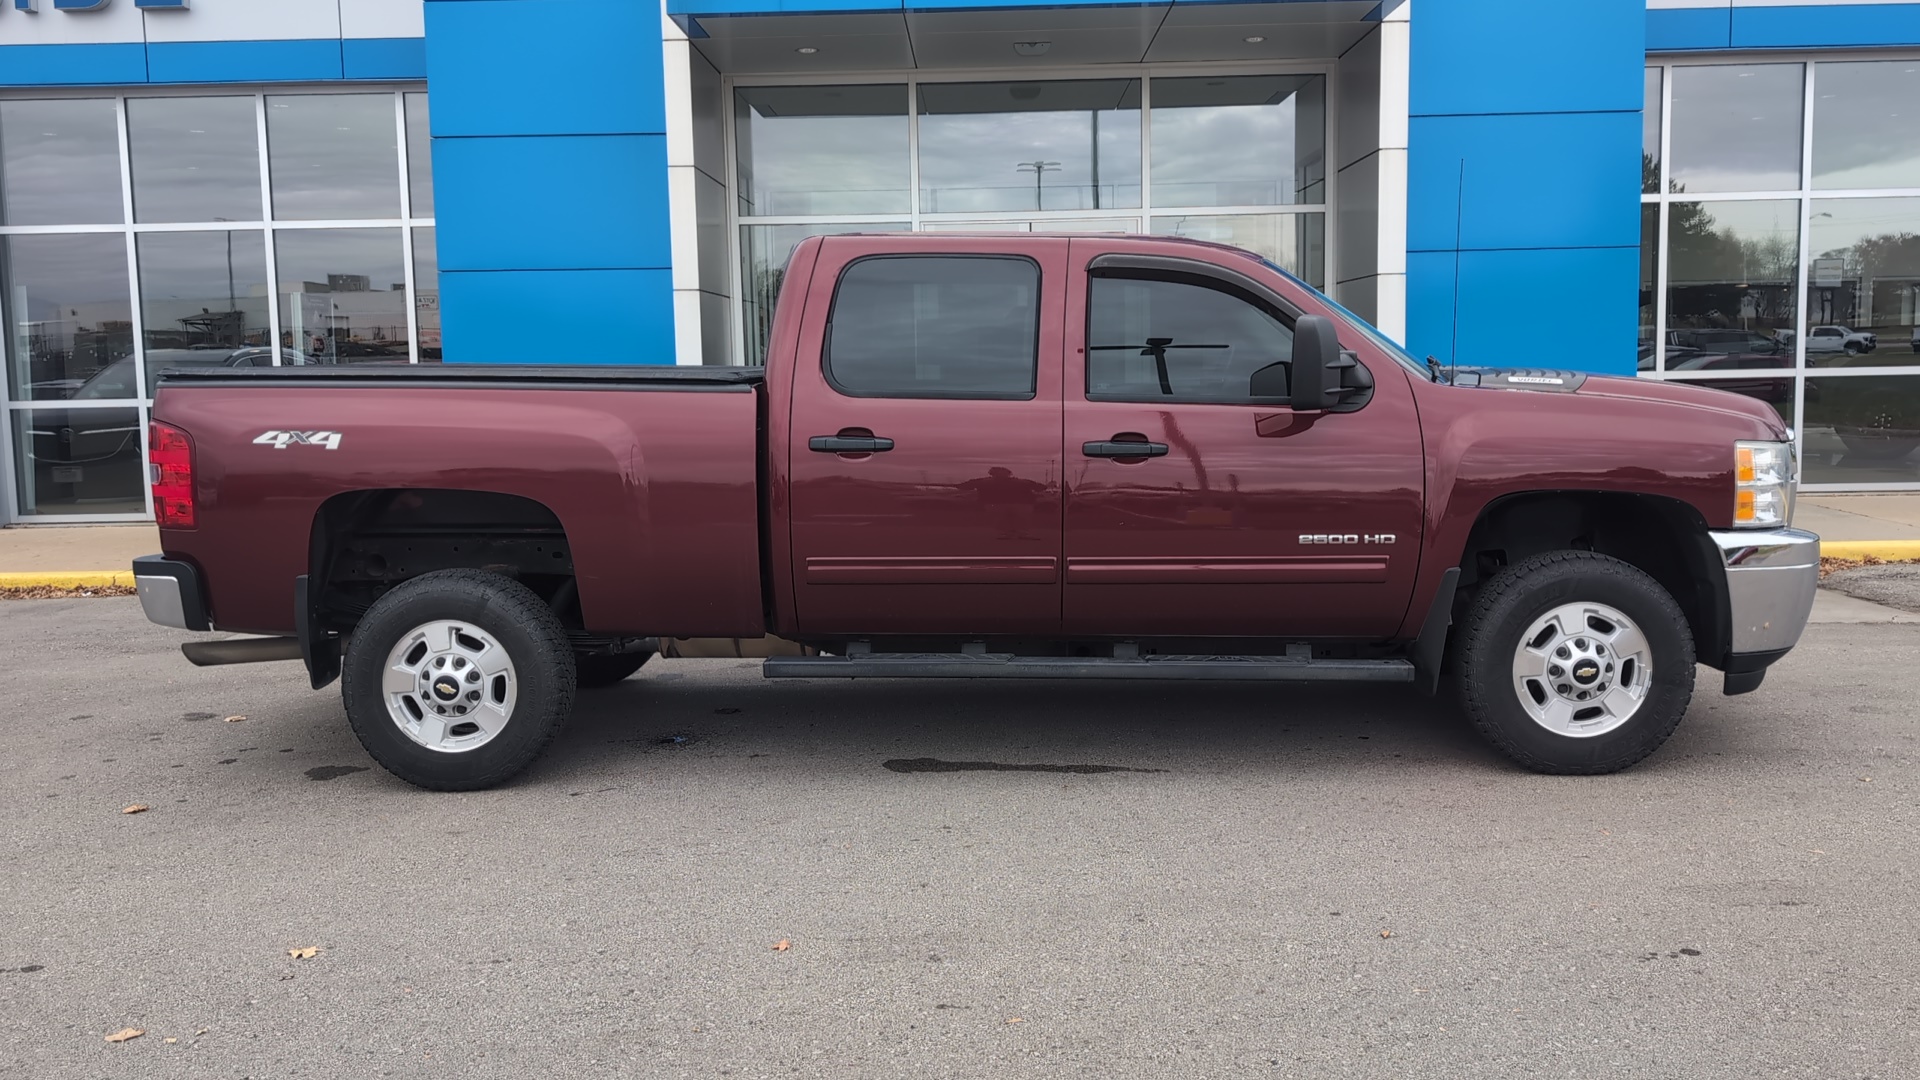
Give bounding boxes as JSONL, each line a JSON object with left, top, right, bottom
{"left": 149, "top": 421, "right": 195, "bottom": 528}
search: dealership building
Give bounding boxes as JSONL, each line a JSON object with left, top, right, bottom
{"left": 3, "top": 0, "right": 1920, "bottom": 523}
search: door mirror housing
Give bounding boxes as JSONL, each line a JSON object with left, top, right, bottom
{"left": 1288, "top": 314, "right": 1338, "bottom": 411}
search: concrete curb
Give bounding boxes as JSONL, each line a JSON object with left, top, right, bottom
{"left": 1820, "top": 541, "right": 1920, "bottom": 562}
{"left": 0, "top": 571, "right": 134, "bottom": 589}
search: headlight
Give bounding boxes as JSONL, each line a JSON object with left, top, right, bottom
{"left": 1734, "top": 440, "right": 1794, "bottom": 527}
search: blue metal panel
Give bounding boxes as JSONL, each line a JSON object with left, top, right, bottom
{"left": 671, "top": 0, "right": 898, "bottom": 14}
{"left": 1732, "top": 3, "right": 1920, "bottom": 49}
{"left": 1409, "top": 0, "right": 1643, "bottom": 117}
{"left": 147, "top": 39, "right": 344, "bottom": 83}
{"left": 1647, "top": 5, "right": 1732, "bottom": 51}
{"left": 0, "top": 42, "right": 147, "bottom": 86}
{"left": 432, "top": 135, "right": 673, "bottom": 273}
{"left": 1407, "top": 247, "right": 1639, "bottom": 375}
{"left": 343, "top": 37, "right": 429, "bottom": 80}
{"left": 438, "top": 269, "right": 677, "bottom": 365}
{"left": 423, "top": 0, "right": 666, "bottom": 137}
{"left": 1407, "top": 112, "right": 1641, "bottom": 254}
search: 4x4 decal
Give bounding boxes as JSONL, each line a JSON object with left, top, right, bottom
{"left": 253, "top": 430, "right": 343, "bottom": 450}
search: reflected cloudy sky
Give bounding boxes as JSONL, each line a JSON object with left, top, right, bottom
{"left": 1668, "top": 64, "right": 1803, "bottom": 193}
{"left": 128, "top": 96, "right": 263, "bottom": 223}
{"left": 918, "top": 80, "right": 1141, "bottom": 214}
{"left": 0, "top": 99, "right": 123, "bottom": 227}
{"left": 1812, "top": 61, "right": 1920, "bottom": 190}
{"left": 1152, "top": 76, "right": 1323, "bottom": 208}
{"left": 136, "top": 231, "right": 271, "bottom": 347}
{"left": 267, "top": 94, "right": 401, "bottom": 221}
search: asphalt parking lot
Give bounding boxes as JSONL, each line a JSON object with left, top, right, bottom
{"left": 3, "top": 596, "right": 1917, "bottom": 1079}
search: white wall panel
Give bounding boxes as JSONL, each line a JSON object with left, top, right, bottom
{"left": 143, "top": 0, "right": 339, "bottom": 42}
{"left": 1336, "top": 24, "right": 1380, "bottom": 171}
{"left": 0, "top": 4, "right": 145, "bottom": 45}
{"left": 340, "top": 0, "right": 425, "bottom": 40}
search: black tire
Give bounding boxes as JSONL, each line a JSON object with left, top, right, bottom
{"left": 1453, "top": 551, "right": 1695, "bottom": 775}
{"left": 574, "top": 649, "right": 654, "bottom": 688}
{"left": 341, "top": 569, "right": 577, "bottom": 791}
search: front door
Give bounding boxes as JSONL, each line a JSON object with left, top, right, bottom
{"left": 786, "top": 235, "right": 1069, "bottom": 637}
{"left": 1061, "top": 241, "right": 1425, "bottom": 639}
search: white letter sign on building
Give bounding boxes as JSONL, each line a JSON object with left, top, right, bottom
{"left": 11, "top": 0, "right": 190, "bottom": 11}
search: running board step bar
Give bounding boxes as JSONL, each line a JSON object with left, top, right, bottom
{"left": 763, "top": 654, "right": 1414, "bottom": 682}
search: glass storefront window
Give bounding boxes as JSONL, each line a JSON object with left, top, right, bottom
{"left": 1664, "top": 199, "right": 1799, "bottom": 358}
{"left": 1151, "top": 213, "right": 1326, "bottom": 288}
{"left": 919, "top": 218, "right": 1140, "bottom": 234}
{"left": 1806, "top": 198, "right": 1920, "bottom": 369}
{"left": 268, "top": 94, "right": 402, "bottom": 221}
{"left": 136, "top": 231, "right": 270, "bottom": 354}
{"left": 127, "top": 96, "right": 263, "bottom": 224}
{"left": 2, "top": 234, "right": 135, "bottom": 401}
{"left": 917, "top": 79, "right": 1141, "bottom": 214}
{"left": 1804, "top": 375, "right": 1920, "bottom": 483}
{"left": 11, "top": 404, "right": 146, "bottom": 516}
{"left": 1640, "top": 203, "right": 1659, "bottom": 367}
{"left": 740, "top": 222, "right": 908, "bottom": 365}
{"left": 1643, "top": 68, "right": 1662, "bottom": 195}
{"left": 1812, "top": 61, "right": 1920, "bottom": 190}
{"left": 734, "top": 85, "right": 909, "bottom": 216}
{"left": 413, "top": 226, "right": 440, "bottom": 361}
{"left": 0, "top": 99, "right": 124, "bottom": 226}
{"left": 275, "top": 228, "right": 410, "bottom": 364}
{"left": 405, "top": 93, "right": 434, "bottom": 217}
{"left": 1668, "top": 64, "right": 1803, "bottom": 193}
{"left": 1150, "top": 75, "right": 1326, "bottom": 207}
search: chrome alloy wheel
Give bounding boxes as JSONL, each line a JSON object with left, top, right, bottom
{"left": 382, "top": 620, "right": 518, "bottom": 753}
{"left": 1510, "top": 601, "right": 1653, "bottom": 737}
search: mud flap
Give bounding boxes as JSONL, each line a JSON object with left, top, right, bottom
{"left": 295, "top": 575, "right": 341, "bottom": 690}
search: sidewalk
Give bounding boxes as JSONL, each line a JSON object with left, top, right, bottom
{"left": 1, "top": 495, "right": 1918, "bottom": 586}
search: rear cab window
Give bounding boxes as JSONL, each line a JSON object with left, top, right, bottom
{"left": 826, "top": 255, "right": 1040, "bottom": 400}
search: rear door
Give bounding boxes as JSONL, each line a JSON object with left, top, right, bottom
{"left": 1060, "top": 240, "right": 1425, "bottom": 639}
{"left": 786, "top": 236, "right": 1068, "bottom": 637}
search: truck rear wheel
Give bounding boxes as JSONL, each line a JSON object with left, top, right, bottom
{"left": 341, "top": 569, "right": 577, "bottom": 791}
{"left": 1453, "top": 551, "right": 1694, "bottom": 774}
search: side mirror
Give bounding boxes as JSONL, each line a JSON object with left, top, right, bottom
{"left": 1289, "top": 314, "right": 1338, "bottom": 411}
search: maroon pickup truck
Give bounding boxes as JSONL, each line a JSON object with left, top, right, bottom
{"left": 133, "top": 234, "right": 1819, "bottom": 790}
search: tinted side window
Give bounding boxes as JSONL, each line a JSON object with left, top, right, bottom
{"left": 1087, "top": 274, "right": 1293, "bottom": 403}
{"left": 826, "top": 255, "right": 1039, "bottom": 399}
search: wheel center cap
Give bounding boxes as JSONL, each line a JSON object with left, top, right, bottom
{"left": 432, "top": 676, "right": 461, "bottom": 700}
{"left": 1572, "top": 660, "right": 1600, "bottom": 685}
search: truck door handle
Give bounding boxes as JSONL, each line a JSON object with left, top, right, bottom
{"left": 809, "top": 434, "right": 895, "bottom": 453}
{"left": 1083, "top": 439, "right": 1168, "bottom": 458}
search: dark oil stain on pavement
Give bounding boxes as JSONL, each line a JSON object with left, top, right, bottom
{"left": 1, "top": 965, "right": 45, "bottom": 974}
{"left": 883, "top": 757, "right": 1167, "bottom": 775}
{"left": 305, "top": 765, "right": 369, "bottom": 781}
{"left": 181, "top": 712, "right": 216, "bottom": 722}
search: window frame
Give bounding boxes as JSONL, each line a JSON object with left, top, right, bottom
{"left": 821, "top": 252, "right": 1044, "bottom": 402}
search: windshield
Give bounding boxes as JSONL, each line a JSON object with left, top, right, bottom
{"left": 1256, "top": 257, "right": 1430, "bottom": 377}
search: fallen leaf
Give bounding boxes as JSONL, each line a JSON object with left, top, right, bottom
{"left": 164, "top": 1037, "right": 178, "bottom": 1045}
{"left": 288, "top": 946, "right": 319, "bottom": 960}
{"left": 1860, "top": 777, "right": 1873, "bottom": 783}
{"left": 121, "top": 805, "right": 149, "bottom": 815}
{"left": 224, "top": 715, "right": 246, "bottom": 723}
{"left": 771, "top": 939, "right": 790, "bottom": 952}
{"left": 194, "top": 1028, "right": 207, "bottom": 1035}
{"left": 1381, "top": 930, "right": 1394, "bottom": 939}
{"left": 1005, "top": 1017, "right": 1025, "bottom": 1025}
{"left": 104, "top": 1028, "right": 144, "bottom": 1043}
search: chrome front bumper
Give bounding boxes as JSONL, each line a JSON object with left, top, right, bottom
{"left": 1709, "top": 527, "right": 1820, "bottom": 656}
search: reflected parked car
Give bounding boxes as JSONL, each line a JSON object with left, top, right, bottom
{"left": 1787, "top": 325, "right": 1877, "bottom": 356}
{"left": 1666, "top": 349, "right": 1796, "bottom": 404}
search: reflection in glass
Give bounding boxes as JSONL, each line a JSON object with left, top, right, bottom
{"left": 12, "top": 405, "right": 146, "bottom": 516}
{"left": 1813, "top": 61, "right": 1920, "bottom": 190}
{"left": 0, "top": 99, "right": 123, "bottom": 226}
{"left": 1151, "top": 76, "right": 1325, "bottom": 207}
{"left": 276, "top": 229, "right": 410, "bottom": 364}
{"left": 741, "top": 222, "right": 908, "bottom": 364}
{"left": 405, "top": 93, "right": 434, "bottom": 217}
{"left": 413, "top": 227, "right": 439, "bottom": 361}
{"left": 1664, "top": 200, "right": 1798, "bottom": 364}
{"left": 1643, "top": 67, "right": 1662, "bottom": 194}
{"left": 268, "top": 94, "right": 401, "bottom": 221}
{"left": 827, "top": 257, "right": 1039, "bottom": 398}
{"left": 1088, "top": 276, "right": 1295, "bottom": 403}
{"left": 919, "top": 218, "right": 1139, "bottom": 233}
{"left": 1150, "top": 213, "right": 1325, "bottom": 288}
{"left": 917, "top": 80, "right": 1140, "bottom": 214}
{"left": 128, "top": 97, "right": 262, "bottom": 223}
{"left": 1804, "top": 376, "right": 1920, "bottom": 483}
{"left": 735, "top": 85, "right": 909, "bottom": 216}
{"left": 1668, "top": 64, "right": 1802, "bottom": 193}
{"left": 136, "top": 231, "right": 269, "bottom": 354}
{"left": 2, "top": 234, "right": 134, "bottom": 400}
{"left": 1804, "top": 198, "right": 1920, "bottom": 369}
{"left": 1640, "top": 204, "right": 1660, "bottom": 369}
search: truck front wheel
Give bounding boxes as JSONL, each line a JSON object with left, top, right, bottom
{"left": 1454, "top": 551, "right": 1695, "bottom": 774}
{"left": 341, "top": 569, "right": 578, "bottom": 791}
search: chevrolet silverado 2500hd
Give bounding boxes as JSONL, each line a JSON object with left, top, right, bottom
{"left": 133, "top": 234, "right": 1819, "bottom": 789}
